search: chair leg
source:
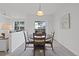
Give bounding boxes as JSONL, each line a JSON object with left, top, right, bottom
{"left": 34, "top": 50, "right": 35, "bottom": 56}
{"left": 51, "top": 43, "right": 53, "bottom": 51}
{"left": 43, "top": 44, "right": 45, "bottom": 56}
{"left": 33, "top": 47, "right": 35, "bottom": 56}
{"left": 24, "top": 44, "right": 27, "bottom": 51}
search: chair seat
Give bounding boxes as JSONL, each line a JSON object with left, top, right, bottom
{"left": 45, "top": 38, "right": 51, "bottom": 41}
{"left": 45, "top": 40, "right": 52, "bottom": 43}
{"left": 26, "top": 41, "right": 34, "bottom": 44}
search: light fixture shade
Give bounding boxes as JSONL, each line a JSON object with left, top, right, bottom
{"left": 1, "top": 23, "right": 12, "bottom": 30}
{"left": 36, "top": 10, "right": 44, "bottom": 16}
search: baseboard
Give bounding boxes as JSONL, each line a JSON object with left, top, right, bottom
{"left": 55, "top": 40, "right": 76, "bottom": 56}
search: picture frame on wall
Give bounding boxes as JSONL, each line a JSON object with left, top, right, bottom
{"left": 14, "top": 21, "right": 25, "bottom": 31}
{"left": 61, "top": 13, "right": 70, "bottom": 29}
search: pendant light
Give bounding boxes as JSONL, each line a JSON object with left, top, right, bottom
{"left": 36, "top": 4, "right": 44, "bottom": 16}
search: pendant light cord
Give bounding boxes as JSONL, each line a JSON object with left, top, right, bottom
{"left": 39, "top": 3, "right": 41, "bottom": 11}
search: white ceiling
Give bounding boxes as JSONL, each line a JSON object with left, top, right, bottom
{"left": 0, "top": 3, "right": 63, "bottom": 19}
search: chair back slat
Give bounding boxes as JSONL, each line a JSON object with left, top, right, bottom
{"left": 23, "top": 31, "right": 30, "bottom": 42}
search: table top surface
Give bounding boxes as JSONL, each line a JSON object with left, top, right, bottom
{"left": 28, "top": 34, "right": 53, "bottom": 39}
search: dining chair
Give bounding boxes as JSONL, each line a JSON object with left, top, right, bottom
{"left": 23, "top": 31, "right": 34, "bottom": 51}
{"left": 45, "top": 32, "right": 55, "bottom": 50}
{"left": 33, "top": 32, "right": 46, "bottom": 56}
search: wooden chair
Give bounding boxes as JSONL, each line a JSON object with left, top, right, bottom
{"left": 33, "top": 32, "right": 46, "bottom": 56}
{"left": 45, "top": 32, "right": 55, "bottom": 50}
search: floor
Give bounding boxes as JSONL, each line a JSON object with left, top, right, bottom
{"left": 0, "top": 40, "right": 76, "bottom": 56}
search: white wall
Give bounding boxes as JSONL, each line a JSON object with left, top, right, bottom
{"left": 54, "top": 4, "right": 79, "bottom": 55}
{"left": 10, "top": 15, "right": 55, "bottom": 34}
{"left": 26, "top": 15, "right": 55, "bottom": 34}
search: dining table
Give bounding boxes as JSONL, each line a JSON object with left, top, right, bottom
{"left": 26, "top": 33, "right": 53, "bottom": 56}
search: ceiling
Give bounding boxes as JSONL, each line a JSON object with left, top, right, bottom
{"left": 0, "top": 3, "right": 63, "bottom": 19}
